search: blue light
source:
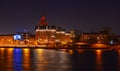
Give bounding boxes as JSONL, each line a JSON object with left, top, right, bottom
{"left": 14, "top": 34, "right": 22, "bottom": 40}
{"left": 13, "top": 48, "right": 22, "bottom": 71}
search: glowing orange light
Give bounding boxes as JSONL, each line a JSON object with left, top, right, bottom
{"left": 23, "top": 48, "right": 30, "bottom": 69}
{"left": 91, "top": 43, "right": 108, "bottom": 48}
{"left": 96, "top": 50, "right": 102, "bottom": 55}
{"left": 95, "top": 50, "right": 103, "bottom": 71}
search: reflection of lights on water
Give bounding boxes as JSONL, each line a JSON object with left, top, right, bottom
{"left": 0, "top": 48, "right": 5, "bottom": 55}
{"left": 96, "top": 50, "right": 102, "bottom": 55}
{"left": 0, "top": 48, "right": 4, "bottom": 50}
{"left": 13, "top": 48, "right": 22, "bottom": 71}
{"left": 23, "top": 48, "right": 30, "bottom": 68}
{"left": 37, "top": 49, "right": 43, "bottom": 54}
{"left": 96, "top": 50, "right": 102, "bottom": 62}
{"left": 6, "top": 48, "right": 14, "bottom": 69}
{"left": 36, "top": 49, "right": 44, "bottom": 61}
{"left": 23, "top": 48, "right": 29, "bottom": 53}
{"left": 118, "top": 50, "right": 120, "bottom": 71}
{"left": 23, "top": 48, "right": 30, "bottom": 57}
{"left": 7, "top": 48, "right": 14, "bottom": 55}
{"left": 7, "top": 48, "right": 14, "bottom": 54}
{"left": 95, "top": 50, "right": 103, "bottom": 71}
{"left": 68, "top": 49, "right": 84, "bottom": 55}
{"left": 36, "top": 49, "right": 48, "bottom": 71}
{"left": 68, "top": 50, "right": 73, "bottom": 55}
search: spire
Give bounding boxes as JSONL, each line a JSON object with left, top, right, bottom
{"left": 39, "top": 16, "right": 48, "bottom": 26}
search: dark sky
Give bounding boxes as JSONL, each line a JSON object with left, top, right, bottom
{"left": 0, "top": 0, "right": 120, "bottom": 34}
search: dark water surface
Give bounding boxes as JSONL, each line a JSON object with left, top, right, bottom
{"left": 0, "top": 48, "right": 120, "bottom": 71}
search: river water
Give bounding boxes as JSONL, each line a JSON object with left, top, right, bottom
{"left": 0, "top": 48, "right": 120, "bottom": 71}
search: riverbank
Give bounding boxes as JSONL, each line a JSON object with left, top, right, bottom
{"left": 0, "top": 44, "right": 116, "bottom": 50}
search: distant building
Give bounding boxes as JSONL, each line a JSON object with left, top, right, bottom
{"left": 80, "top": 33, "right": 108, "bottom": 44}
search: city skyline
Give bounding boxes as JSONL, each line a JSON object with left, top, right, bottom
{"left": 0, "top": 0, "right": 120, "bottom": 34}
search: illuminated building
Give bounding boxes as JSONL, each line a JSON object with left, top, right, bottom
{"left": 35, "top": 16, "right": 71, "bottom": 46}
{"left": 35, "top": 16, "right": 55, "bottom": 45}
{"left": 80, "top": 33, "right": 108, "bottom": 44}
{"left": 0, "top": 34, "right": 14, "bottom": 45}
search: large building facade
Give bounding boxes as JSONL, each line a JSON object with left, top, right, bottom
{"left": 35, "top": 16, "right": 71, "bottom": 46}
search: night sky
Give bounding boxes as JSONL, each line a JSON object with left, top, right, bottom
{"left": 0, "top": 0, "right": 120, "bottom": 34}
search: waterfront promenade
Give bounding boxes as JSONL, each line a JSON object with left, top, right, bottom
{"left": 0, "top": 44, "right": 119, "bottom": 50}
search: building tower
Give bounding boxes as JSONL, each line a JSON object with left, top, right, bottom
{"left": 35, "top": 16, "right": 48, "bottom": 44}
{"left": 36, "top": 16, "right": 56, "bottom": 46}
{"left": 39, "top": 16, "right": 48, "bottom": 26}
